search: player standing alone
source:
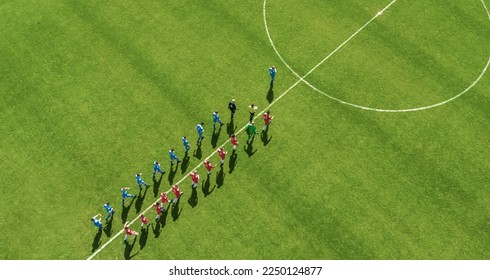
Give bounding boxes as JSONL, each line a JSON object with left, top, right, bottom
{"left": 269, "top": 66, "right": 277, "bottom": 86}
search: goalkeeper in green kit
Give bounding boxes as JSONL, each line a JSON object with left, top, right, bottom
{"left": 246, "top": 121, "right": 257, "bottom": 144}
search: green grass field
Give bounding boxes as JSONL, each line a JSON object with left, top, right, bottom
{"left": 0, "top": 0, "right": 489, "bottom": 260}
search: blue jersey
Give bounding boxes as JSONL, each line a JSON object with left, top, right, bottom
{"left": 103, "top": 204, "right": 113, "bottom": 213}
{"left": 269, "top": 67, "right": 276, "bottom": 78}
{"left": 213, "top": 112, "right": 220, "bottom": 122}
{"left": 196, "top": 124, "right": 204, "bottom": 134}
{"left": 182, "top": 137, "right": 189, "bottom": 147}
{"left": 121, "top": 189, "right": 129, "bottom": 198}
{"left": 135, "top": 175, "right": 143, "bottom": 184}
{"left": 169, "top": 150, "right": 177, "bottom": 159}
{"left": 153, "top": 161, "right": 161, "bottom": 171}
{"left": 92, "top": 219, "right": 102, "bottom": 228}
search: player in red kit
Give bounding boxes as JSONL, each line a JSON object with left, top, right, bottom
{"left": 139, "top": 214, "right": 150, "bottom": 228}
{"left": 189, "top": 170, "right": 200, "bottom": 189}
{"left": 203, "top": 160, "right": 216, "bottom": 175}
{"left": 171, "top": 184, "right": 183, "bottom": 203}
{"left": 160, "top": 192, "right": 170, "bottom": 207}
{"left": 262, "top": 110, "right": 274, "bottom": 131}
{"left": 123, "top": 222, "right": 139, "bottom": 242}
{"left": 154, "top": 202, "right": 164, "bottom": 221}
{"left": 217, "top": 148, "right": 227, "bottom": 164}
{"left": 230, "top": 134, "right": 239, "bottom": 152}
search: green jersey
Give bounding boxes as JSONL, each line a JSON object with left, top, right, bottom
{"left": 246, "top": 123, "right": 256, "bottom": 135}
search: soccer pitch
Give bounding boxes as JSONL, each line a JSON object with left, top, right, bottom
{"left": 0, "top": 0, "right": 489, "bottom": 260}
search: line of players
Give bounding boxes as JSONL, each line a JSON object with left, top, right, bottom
{"left": 91, "top": 66, "right": 277, "bottom": 242}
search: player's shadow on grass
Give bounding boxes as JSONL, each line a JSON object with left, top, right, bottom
{"left": 124, "top": 238, "right": 138, "bottom": 260}
{"left": 160, "top": 205, "right": 170, "bottom": 228}
{"left": 267, "top": 85, "right": 274, "bottom": 103}
{"left": 151, "top": 220, "right": 161, "bottom": 238}
{"left": 139, "top": 226, "right": 149, "bottom": 250}
{"left": 211, "top": 125, "right": 222, "bottom": 148}
{"left": 229, "top": 153, "right": 238, "bottom": 174}
{"left": 193, "top": 143, "right": 202, "bottom": 160}
{"left": 188, "top": 187, "right": 198, "bottom": 208}
{"left": 202, "top": 175, "right": 216, "bottom": 197}
{"left": 103, "top": 218, "right": 113, "bottom": 237}
{"left": 181, "top": 153, "right": 190, "bottom": 174}
{"left": 171, "top": 200, "right": 182, "bottom": 221}
{"left": 261, "top": 129, "right": 272, "bottom": 146}
{"left": 244, "top": 141, "right": 257, "bottom": 157}
{"left": 91, "top": 229, "right": 102, "bottom": 252}
{"left": 121, "top": 198, "right": 135, "bottom": 223}
{"left": 227, "top": 119, "right": 236, "bottom": 136}
{"left": 135, "top": 186, "right": 148, "bottom": 213}
{"left": 152, "top": 172, "right": 164, "bottom": 197}
{"left": 168, "top": 163, "right": 179, "bottom": 185}
{"left": 216, "top": 165, "right": 225, "bottom": 188}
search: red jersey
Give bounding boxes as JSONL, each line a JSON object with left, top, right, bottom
{"left": 263, "top": 113, "right": 272, "bottom": 125}
{"left": 218, "top": 149, "right": 227, "bottom": 160}
{"left": 124, "top": 227, "right": 135, "bottom": 235}
{"left": 204, "top": 161, "right": 213, "bottom": 171}
{"left": 154, "top": 204, "right": 163, "bottom": 215}
{"left": 172, "top": 185, "right": 182, "bottom": 198}
{"left": 139, "top": 215, "right": 149, "bottom": 225}
{"left": 231, "top": 136, "right": 238, "bottom": 145}
{"left": 189, "top": 173, "right": 199, "bottom": 183}
{"left": 160, "top": 192, "right": 169, "bottom": 203}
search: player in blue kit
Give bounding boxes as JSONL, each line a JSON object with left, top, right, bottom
{"left": 135, "top": 173, "right": 150, "bottom": 190}
{"left": 196, "top": 122, "right": 204, "bottom": 144}
{"left": 182, "top": 136, "right": 191, "bottom": 153}
{"left": 103, "top": 202, "right": 115, "bottom": 221}
{"left": 152, "top": 161, "right": 165, "bottom": 179}
{"left": 121, "top": 187, "right": 136, "bottom": 206}
{"left": 91, "top": 214, "right": 103, "bottom": 230}
{"left": 269, "top": 65, "right": 277, "bottom": 86}
{"left": 212, "top": 111, "right": 223, "bottom": 129}
{"left": 169, "top": 148, "right": 181, "bottom": 165}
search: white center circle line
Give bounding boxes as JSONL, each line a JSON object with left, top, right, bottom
{"left": 264, "top": 0, "right": 490, "bottom": 112}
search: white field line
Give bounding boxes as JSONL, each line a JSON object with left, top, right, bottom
{"left": 263, "top": 0, "right": 398, "bottom": 88}
{"left": 481, "top": 0, "right": 490, "bottom": 19}
{"left": 88, "top": 0, "right": 399, "bottom": 260}
{"left": 265, "top": 0, "right": 490, "bottom": 112}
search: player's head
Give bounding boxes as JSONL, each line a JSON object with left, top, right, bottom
{"left": 171, "top": 148, "right": 174, "bottom": 152}
{"left": 201, "top": 122, "right": 204, "bottom": 125}
{"left": 183, "top": 136, "right": 186, "bottom": 139}
{"left": 140, "top": 214, "right": 144, "bottom": 218}
{"left": 91, "top": 218, "right": 95, "bottom": 222}
{"left": 106, "top": 202, "right": 110, "bottom": 206}
{"left": 231, "top": 99, "right": 235, "bottom": 102}
{"left": 272, "top": 65, "right": 276, "bottom": 69}
{"left": 267, "top": 110, "right": 270, "bottom": 114}
{"left": 193, "top": 170, "right": 197, "bottom": 174}
{"left": 231, "top": 134, "right": 235, "bottom": 137}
